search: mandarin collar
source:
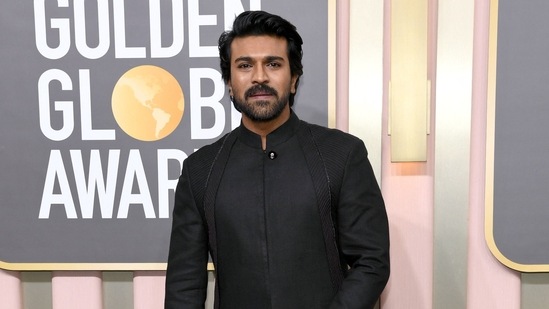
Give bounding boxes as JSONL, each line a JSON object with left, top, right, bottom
{"left": 237, "top": 111, "right": 300, "bottom": 150}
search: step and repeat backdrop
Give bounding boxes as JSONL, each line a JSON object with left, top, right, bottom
{"left": 0, "top": 0, "right": 331, "bottom": 270}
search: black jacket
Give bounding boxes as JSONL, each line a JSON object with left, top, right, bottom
{"left": 165, "top": 113, "right": 390, "bottom": 309}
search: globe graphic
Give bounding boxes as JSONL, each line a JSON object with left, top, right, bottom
{"left": 111, "top": 65, "right": 184, "bottom": 141}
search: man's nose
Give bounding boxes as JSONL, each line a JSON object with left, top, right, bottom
{"left": 252, "top": 65, "right": 268, "bottom": 83}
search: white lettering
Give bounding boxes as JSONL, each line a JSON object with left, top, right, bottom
{"left": 117, "top": 150, "right": 156, "bottom": 218}
{"left": 34, "top": 0, "right": 71, "bottom": 59}
{"left": 71, "top": 149, "right": 120, "bottom": 219}
{"left": 113, "top": 0, "right": 146, "bottom": 58}
{"left": 150, "top": 0, "right": 185, "bottom": 58}
{"left": 38, "top": 69, "right": 74, "bottom": 141}
{"left": 39, "top": 149, "right": 183, "bottom": 219}
{"left": 157, "top": 149, "right": 187, "bottom": 218}
{"left": 188, "top": 0, "right": 218, "bottom": 57}
{"left": 190, "top": 68, "right": 226, "bottom": 139}
{"left": 79, "top": 69, "right": 116, "bottom": 140}
{"left": 73, "top": 0, "right": 110, "bottom": 59}
{"left": 39, "top": 150, "right": 78, "bottom": 219}
{"left": 38, "top": 69, "right": 116, "bottom": 141}
{"left": 34, "top": 0, "right": 264, "bottom": 59}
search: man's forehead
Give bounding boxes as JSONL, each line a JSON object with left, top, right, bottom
{"left": 230, "top": 35, "right": 288, "bottom": 59}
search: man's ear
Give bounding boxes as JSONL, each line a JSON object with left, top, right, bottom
{"left": 227, "top": 81, "right": 233, "bottom": 96}
{"left": 291, "top": 75, "right": 298, "bottom": 94}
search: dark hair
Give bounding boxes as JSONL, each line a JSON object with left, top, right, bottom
{"left": 218, "top": 10, "right": 303, "bottom": 106}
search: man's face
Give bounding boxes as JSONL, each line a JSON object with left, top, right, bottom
{"left": 228, "top": 35, "right": 298, "bottom": 122}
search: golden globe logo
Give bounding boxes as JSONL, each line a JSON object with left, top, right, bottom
{"left": 34, "top": 1, "right": 249, "bottom": 220}
{"left": 37, "top": 66, "right": 189, "bottom": 220}
{"left": 112, "top": 65, "right": 184, "bottom": 141}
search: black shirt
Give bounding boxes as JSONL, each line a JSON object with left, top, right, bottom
{"left": 215, "top": 113, "right": 334, "bottom": 308}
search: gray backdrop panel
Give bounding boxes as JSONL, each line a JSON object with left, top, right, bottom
{"left": 493, "top": 0, "right": 549, "bottom": 266}
{"left": 0, "top": 0, "right": 329, "bottom": 268}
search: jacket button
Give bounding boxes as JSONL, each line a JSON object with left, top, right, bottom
{"left": 268, "top": 151, "right": 277, "bottom": 160}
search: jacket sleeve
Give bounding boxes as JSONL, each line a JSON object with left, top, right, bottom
{"left": 330, "top": 141, "right": 390, "bottom": 309}
{"left": 165, "top": 161, "right": 209, "bottom": 309}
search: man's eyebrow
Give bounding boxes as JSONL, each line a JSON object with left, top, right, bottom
{"left": 234, "top": 55, "right": 285, "bottom": 63}
{"left": 264, "top": 55, "right": 285, "bottom": 62}
{"left": 234, "top": 56, "right": 252, "bottom": 63}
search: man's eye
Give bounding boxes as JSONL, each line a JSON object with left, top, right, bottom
{"left": 238, "top": 63, "right": 251, "bottom": 69}
{"left": 267, "top": 62, "right": 281, "bottom": 67}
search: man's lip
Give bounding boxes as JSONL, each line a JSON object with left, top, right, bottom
{"left": 249, "top": 93, "right": 273, "bottom": 98}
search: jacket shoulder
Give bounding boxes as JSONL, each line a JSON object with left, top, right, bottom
{"left": 301, "top": 122, "right": 368, "bottom": 200}
{"left": 183, "top": 130, "right": 236, "bottom": 198}
{"left": 304, "top": 122, "right": 366, "bottom": 156}
{"left": 186, "top": 131, "right": 234, "bottom": 168}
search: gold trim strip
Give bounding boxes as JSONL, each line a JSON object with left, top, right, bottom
{"left": 0, "top": 261, "right": 216, "bottom": 272}
{"left": 328, "top": 0, "right": 337, "bottom": 128}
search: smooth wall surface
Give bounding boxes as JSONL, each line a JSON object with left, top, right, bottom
{"left": 4, "top": 0, "right": 549, "bottom": 308}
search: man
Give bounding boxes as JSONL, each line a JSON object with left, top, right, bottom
{"left": 165, "top": 10, "right": 389, "bottom": 309}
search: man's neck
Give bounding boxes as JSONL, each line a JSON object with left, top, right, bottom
{"left": 241, "top": 107, "right": 291, "bottom": 150}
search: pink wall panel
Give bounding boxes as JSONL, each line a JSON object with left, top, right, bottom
{"left": 0, "top": 270, "right": 22, "bottom": 309}
{"left": 52, "top": 272, "right": 103, "bottom": 309}
{"left": 133, "top": 271, "right": 166, "bottom": 309}
{"left": 467, "top": 0, "right": 520, "bottom": 307}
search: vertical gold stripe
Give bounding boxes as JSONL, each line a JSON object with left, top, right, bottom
{"left": 390, "top": 0, "right": 429, "bottom": 162}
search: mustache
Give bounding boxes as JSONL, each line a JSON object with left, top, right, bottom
{"left": 245, "top": 84, "right": 278, "bottom": 99}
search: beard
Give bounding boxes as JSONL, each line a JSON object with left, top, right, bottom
{"left": 232, "top": 84, "right": 291, "bottom": 122}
